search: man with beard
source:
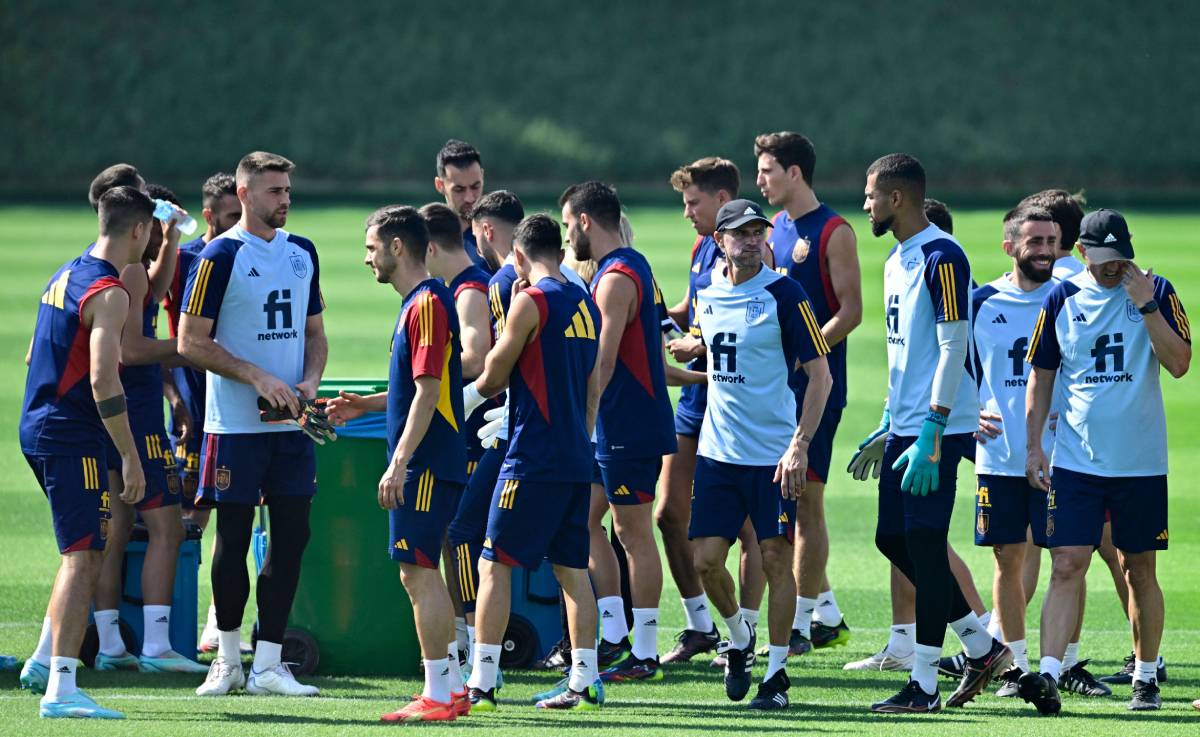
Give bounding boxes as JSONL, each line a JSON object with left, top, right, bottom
{"left": 561, "top": 182, "right": 677, "bottom": 682}
{"left": 860, "top": 154, "right": 1010, "bottom": 714}
{"left": 180, "top": 152, "right": 328, "bottom": 697}
{"left": 660, "top": 157, "right": 765, "bottom": 664}
{"left": 435, "top": 139, "right": 491, "bottom": 272}
{"left": 1019, "top": 189, "right": 1086, "bottom": 281}
{"left": 756, "top": 131, "right": 862, "bottom": 655}
{"left": 1022, "top": 209, "right": 1190, "bottom": 714}
{"left": 969, "top": 207, "right": 1098, "bottom": 699}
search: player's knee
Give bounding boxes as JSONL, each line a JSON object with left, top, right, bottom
{"left": 61, "top": 548, "right": 103, "bottom": 576}
{"left": 992, "top": 544, "right": 1024, "bottom": 572}
{"left": 1119, "top": 554, "right": 1156, "bottom": 588}
{"left": 654, "top": 502, "right": 686, "bottom": 536}
{"left": 759, "top": 541, "right": 791, "bottom": 578}
{"left": 1049, "top": 549, "right": 1090, "bottom": 580}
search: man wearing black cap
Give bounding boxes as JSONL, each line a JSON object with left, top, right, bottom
{"left": 691, "top": 198, "right": 832, "bottom": 709}
{"left": 1023, "top": 209, "right": 1191, "bottom": 714}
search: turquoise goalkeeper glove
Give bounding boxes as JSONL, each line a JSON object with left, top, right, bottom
{"left": 891, "top": 410, "right": 947, "bottom": 496}
{"left": 846, "top": 404, "right": 890, "bottom": 481}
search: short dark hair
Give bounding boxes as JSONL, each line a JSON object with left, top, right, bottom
{"left": 236, "top": 151, "right": 294, "bottom": 186}
{"left": 558, "top": 181, "right": 622, "bottom": 231}
{"left": 146, "top": 183, "right": 180, "bottom": 207}
{"left": 470, "top": 189, "right": 524, "bottom": 225}
{"left": 436, "top": 139, "right": 482, "bottom": 177}
{"left": 867, "top": 153, "right": 926, "bottom": 201}
{"left": 755, "top": 132, "right": 816, "bottom": 185}
{"left": 366, "top": 205, "right": 429, "bottom": 263}
{"left": 923, "top": 198, "right": 953, "bottom": 234}
{"left": 419, "top": 202, "right": 465, "bottom": 250}
{"left": 1002, "top": 205, "right": 1055, "bottom": 242}
{"left": 88, "top": 163, "right": 142, "bottom": 212}
{"left": 202, "top": 172, "right": 236, "bottom": 210}
{"left": 98, "top": 186, "right": 154, "bottom": 236}
{"left": 670, "top": 157, "right": 740, "bottom": 197}
{"left": 513, "top": 214, "right": 562, "bottom": 260}
{"left": 1017, "top": 189, "right": 1086, "bottom": 249}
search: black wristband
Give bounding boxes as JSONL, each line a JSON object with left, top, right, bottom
{"left": 96, "top": 395, "right": 127, "bottom": 418}
{"left": 1138, "top": 300, "right": 1159, "bottom": 315}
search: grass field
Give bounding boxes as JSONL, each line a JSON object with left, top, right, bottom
{"left": 0, "top": 203, "right": 1197, "bottom": 734}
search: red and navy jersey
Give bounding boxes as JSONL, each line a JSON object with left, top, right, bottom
{"left": 501, "top": 277, "right": 600, "bottom": 481}
{"left": 119, "top": 279, "right": 164, "bottom": 412}
{"left": 388, "top": 278, "right": 467, "bottom": 483}
{"left": 488, "top": 263, "right": 518, "bottom": 338}
{"left": 164, "top": 237, "right": 207, "bottom": 435}
{"left": 769, "top": 204, "right": 851, "bottom": 409}
{"left": 20, "top": 252, "right": 127, "bottom": 454}
{"left": 590, "top": 247, "right": 677, "bottom": 460}
{"left": 449, "top": 263, "right": 499, "bottom": 462}
{"left": 677, "top": 235, "right": 723, "bottom": 421}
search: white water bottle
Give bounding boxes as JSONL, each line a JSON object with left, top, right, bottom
{"left": 153, "top": 198, "right": 197, "bottom": 236}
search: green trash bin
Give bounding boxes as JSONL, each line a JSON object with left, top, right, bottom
{"left": 284, "top": 378, "right": 422, "bottom": 676}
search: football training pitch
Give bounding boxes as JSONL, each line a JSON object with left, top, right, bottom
{"left": 0, "top": 204, "right": 1196, "bottom": 734}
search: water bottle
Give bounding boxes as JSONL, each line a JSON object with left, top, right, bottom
{"left": 153, "top": 198, "right": 198, "bottom": 236}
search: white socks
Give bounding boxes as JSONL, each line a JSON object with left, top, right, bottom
{"left": 598, "top": 596, "right": 628, "bottom": 644}
{"left": 33, "top": 617, "right": 53, "bottom": 666}
{"left": 446, "top": 641, "right": 462, "bottom": 691}
{"left": 723, "top": 612, "right": 751, "bottom": 650}
{"left": 681, "top": 595, "right": 714, "bottom": 633}
{"left": 253, "top": 640, "right": 282, "bottom": 673}
{"left": 568, "top": 648, "right": 598, "bottom": 692}
{"left": 1134, "top": 659, "right": 1158, "bottom": 684}
{"left": 765, "top": 644, "right": 788, "bottom": 680}
{"left": 813, "top": 590, "right": 843, "bottom": 626}
{"left": 218, "top": 629, "right": 242, "bottom": 661}
{"left": 142, "top": 605, "right": 172, "bottom": 658}
{"left": 949, "top": 612, "right": 992, "bottom": 659}
{"left": 203, "top": 604, "right": 219, "bottom": 635}
{"left": 888, "top": 623, "right": 915, "bottom": 657}
{"left": 911, "top": 644, "right": 941, "bottom": 695}
{"left": 423, "top": 657, "right": 451, "bottom": 703}
{"left": 793, "top": 597, "right": 817, "bottom": 638}
{"left": 1040, "top": 656, "right": 1062, "bottom": 682}
{"left": 630, "top": 608, "right": 658, "bottom": 660}
{"left": 740, "top": 608, "right": 760, "bottom": 630}
{"left": 466, "top": 625, "right": 476, "bottom": 666}
{"left": 1063, "top": 641, "right": 1080, "bottom": 670}
{"left": 94, "top": 609, "right": 125, "bottom": 657}
{"left": 45, "top": 656, "right": 77, "bottom": 700}
{"left": 467, "top": 643, "right": 501, "bottom": 691}
{"left": 1009, "top": 639, "right": 1029, "bottom": 672}
{"left": 985, "top": 612, "right": 1003, "bottom": 639}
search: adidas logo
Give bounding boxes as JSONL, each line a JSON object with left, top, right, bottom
{"left": 602, "top": 611, "right": 614, "bottom": 619}
{"left": 155, "top": 616, "right": 169, "bottom": 623}
{"left": 57, "top": 666, "right": 71, "bottom": 673}
{"left": 804, "top": 607, "right": 815, "bottom": 614}
{"left": 819, "top": 600, "right": 831, "bottom": 606}
{"left": 1073, "top": 313, "right": 1087, "bottom": 323}
{"left": 440, "top": 667, "right": 450, "bottom": 676}
{"left": 744, "top": 206, "right": 756, "bottom": 215}
{"left": 248, "top": 267, "right": 261, "bottom": 277}
{"left": 772, "top": 693, "right": 787, "bottom": 706}
{"left": 645, "top": 619, "right": 657, "bottom": 625}
{"left": 896, "top": 628, "right": 908, "bottom": 635}
{"left": 394, "top": 539, "right": 409, "bottom": 550}
{"left": 992, "top": 313, "right": 1008, "bottom": 324}
{"left": 575, "top": 661, "right": 586, "bottom": 669}
{"left": 704, "top": 305, "right": 713, "bottom": 314}
{"left": 1104, "top": 233, "right": 1118, "bottom": 244}
{"left": 961, "top": 627, "right": 976, "bottom": 636}
{"left": 481, "top": 655, "right": 495, "bottom": 664}
{"left": 1156, "top": 530, "right": 1169, "bottom": 541}
{"left": 696, "top": 604, "right": 707, "bottom": 612}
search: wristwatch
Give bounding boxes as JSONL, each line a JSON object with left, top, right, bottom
{"left": 1138, "top": 300, "right": 1159, "bottom": 315}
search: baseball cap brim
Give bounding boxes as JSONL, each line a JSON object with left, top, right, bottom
{"left": 1084, "top": 246, "right": 1133, "bottom": 264}
{"left": 717, "top": 213, "right": 773, "bottom": 232}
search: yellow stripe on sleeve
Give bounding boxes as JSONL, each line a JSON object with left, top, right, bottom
{"left": 1169, "top": 294, "right": 1190, "bottom": 339}
{"left": 1026, "top": 309, "right": 1046, "bottom": 363}
{"left": 797, "top": 302, "right": 830, "bottom": 355}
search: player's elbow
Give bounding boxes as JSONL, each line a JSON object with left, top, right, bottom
{"left": 1165, "top": 346, "right": 1191, "bottom": 378}
{"left": 841, "top": 300, "right": 863, "bottom": 332}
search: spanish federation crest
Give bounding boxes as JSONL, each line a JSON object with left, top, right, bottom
{"left": 792, "top": 236, "right": 812, "bottom": 264}
{"left": 746, "top": 299, "right": 765, "bottom": 324}
{"left": 976, "top": 511, "right": 988, "bottom": 536}
{"left": 215, "top": 467, "right": 232, "bottom": 491}
{"left": 1126, "top": 299, "right": 1144, "bottom": 323}
{"left": 290, "top": 253, "right": 308, "bottom": 279}
{"left": 1045, "top": 514, "right": 1055, "bottom": 538}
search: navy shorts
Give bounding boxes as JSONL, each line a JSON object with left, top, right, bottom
{"left": 26, "top": 451, "right": 111, "bottom": 553}
{"left": 690, "top": 456, "right": 795, "bottom": 543}
{"left": 1047, "top": 467, "right": 1168, "bottom": 553}
{"left": 104, "top": 410, "right": 178, "bottom": 511}
{"left": 802, "top": 404, "right": 843, "bottom": 485}
{"left": 975, "top": 474, "right": 1047, "bottom": 547}
{"left": 876, "top": 433, "right": 973, "bottom": 535}
{"left": 197, "top": 431, "right": 316, "bottom": 506}
{"left": 598, "top": 456, "right": 661, "bottom": 505}
{"left": 389, "top": 469, "right": 463, "bottom": 568}
{"left": 170, "top": 431, "right": 204, "bottom": 510}
{"left": 482, "top": 479, "right": 590, "bottom": 570}
{"left": 448, "top": 440, "right": 506, "bottom": 548}
{"left": 674, "top": 409, "right": 703, "bottom": 438}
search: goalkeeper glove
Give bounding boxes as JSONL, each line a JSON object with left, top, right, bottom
{"left": 476, "top": 406, "right": 505, "bottom": 449}
{"left": 846, "top": 404, "right": 890, "bottom": 481}
{"left": 258, "top": 396, "right": 338, "bottom": 445}
{"left": 891, "top": 410, "right": 946, "bottom": 496}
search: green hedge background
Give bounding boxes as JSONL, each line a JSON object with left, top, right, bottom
{"left": 2, "top": 0, "right": 1195, "bottom": 203}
